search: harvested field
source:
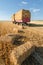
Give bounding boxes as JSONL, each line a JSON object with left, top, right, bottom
{"left": 0, "top": 21, "right": 43, "bottom": 65}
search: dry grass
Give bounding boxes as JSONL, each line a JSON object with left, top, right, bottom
{"left": 0, "top": 21, "right": 43, "bottom": 65}
{"left": 0, "top": 21, "right": 43, "bottom": 36}
{"left": 0, "top": 22, "right": 23, "bottom": 36}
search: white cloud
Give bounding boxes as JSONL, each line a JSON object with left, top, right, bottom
{"left": 30, "top": 8, "right": 40, "bottom": 13}
{"left": 33, "top": 9, "right": 40, "bottom": 13}
{"left": 21, "top": 1, "right": 28, "bottom": 5}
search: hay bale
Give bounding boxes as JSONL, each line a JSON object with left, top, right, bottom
{"left": 15, "top": 9, "right": 31, "bottom": 22}
{"left": 9, "top": 41, "right": 35, "bottom": 65}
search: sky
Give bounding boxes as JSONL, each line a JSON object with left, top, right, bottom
{"left": 0, "top": 0, "right": 43, "bottom": 20}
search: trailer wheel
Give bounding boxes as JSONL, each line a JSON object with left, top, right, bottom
{"left": 12, "top": 21, "right": 14, "bottom": 23}
{"left": 14, "top": 22, "right": 17, "bottom": 24}
{"left": 18, "top": 23, "right": 20, "bottom": 25}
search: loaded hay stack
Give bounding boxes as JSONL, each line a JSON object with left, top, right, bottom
{"left": 11, "top": 14, "right": 15, "bottom": 23}
{"left": 12, "top": 9, "right": 31, "bottom": 25}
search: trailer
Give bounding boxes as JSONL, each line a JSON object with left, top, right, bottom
{"left": 12, "top": 9, "right": 31, "bottom": 25}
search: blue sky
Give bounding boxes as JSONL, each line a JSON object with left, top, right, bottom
{"left": 0, "top": 0, "right": 43, "bottom": 20}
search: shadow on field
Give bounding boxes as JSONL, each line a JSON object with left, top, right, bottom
{"left": 27, "top": 23, "right": 43, "bottom": 27}
{"left": 21, "top": 46, "right": 43, "bottom": 65}
{"left": 11, "top": 34, "right": 26, "bottom": 46}
{"left": 22, "top": 23, "right": 43, "bottom": 27}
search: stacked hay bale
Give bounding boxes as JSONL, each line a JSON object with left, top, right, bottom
{"left": 15, "top": 10, "right": 22, "bottom": 22}
{"left": 22, "top": 9, "right": 31, "bottom": 22}
{"left": 12, "top": 9, "right": 31, "bottom": 23}
{"left": 11, "top": 14, "right": 15, "bottom": 22}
